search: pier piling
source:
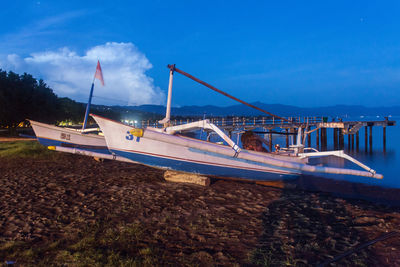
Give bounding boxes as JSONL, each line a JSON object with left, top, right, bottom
{"left": 339, "top": 129, "right": 344, "bottom": 149}
{"left": 291, "top": 128, "right": 296, "bottom": 145}
{"left": 321, "top": 128, "right": 327, "bottom": 151}
{"left": 369, "top": 125, "right": 373, "bottom": 152}
{"left": 383, "top": 126, "right": 386, "bottom": 152}
{"left": 286, "top": 128, "right": 289, "bottom": 148}
{"left": 333, "top": 128, "right": 338, "bottom": 149}
{"left": 347, "top": 134, "right": 351, "bottom": 150}
{"left": 356, "top": 131, "right": 359, "bottom": 151}
{"left": 269, "top": 132, "right": 273, "bottom": 151}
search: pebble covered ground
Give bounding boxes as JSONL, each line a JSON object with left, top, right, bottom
{"left": 1, "top": 151, "right": 400, "bottom": 266}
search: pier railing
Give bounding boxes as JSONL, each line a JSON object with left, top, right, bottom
{"left": 139, "top": 116, "right": 324, "bottom": 129}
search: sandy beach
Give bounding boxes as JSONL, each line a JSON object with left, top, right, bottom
{"left": 1, "top": 151, "right": 400, "bottom": 265}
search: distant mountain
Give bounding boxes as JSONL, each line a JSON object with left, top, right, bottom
{"left": 117, "top": 102, "right": 400, "bottom": 118}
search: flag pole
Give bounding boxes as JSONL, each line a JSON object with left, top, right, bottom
{"left": 82, "top": 76, "right": 96, "bottom": 131}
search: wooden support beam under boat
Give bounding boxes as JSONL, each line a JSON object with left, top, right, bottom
{"left": 164, "top": 170, "right": 210, "bottom": 186}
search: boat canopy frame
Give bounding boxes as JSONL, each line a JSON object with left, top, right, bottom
{"left": 155, "top": 119, "right": 241, "bottom": 155}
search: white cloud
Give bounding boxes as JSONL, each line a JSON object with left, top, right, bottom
{"left": 0, "top": 42, "right": 165, "bottom": 106}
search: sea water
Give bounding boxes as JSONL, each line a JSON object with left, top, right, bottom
{"left": 316, "top": 115, "right": 399, "bottom": 189}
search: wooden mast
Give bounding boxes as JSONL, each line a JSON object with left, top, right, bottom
{"left": 159, "top": 65, "right": 175, "bottom": 127}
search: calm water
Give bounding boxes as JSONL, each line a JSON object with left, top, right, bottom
{"left": 320, "top": 116, "right": 399, "bottom": 189}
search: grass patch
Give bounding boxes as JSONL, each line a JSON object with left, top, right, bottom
{"left": 0, "top": 220, "right": 161, "bottom": 266}
{"left": 0, "top": 141, "right": 56, "bottom": 158}
{"left": 249, "top": 247, "right": 275, "bottom": 266}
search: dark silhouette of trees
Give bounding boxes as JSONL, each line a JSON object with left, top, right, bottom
{"left": 0, "top": 70, "right": 58, "bottom": 127}
{"left": 56, "top": 97, "right": 86, "bottom": 124}
{"left": 0, "top": 69, "right": 156, "bottom": 128}
{"left": 0, "top": 69, "right": 83, "bottom": 127}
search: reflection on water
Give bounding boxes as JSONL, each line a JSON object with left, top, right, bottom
{"left": 272, "top": 116, "right": 399, "bottom": 189}
{"left": 289, "top": 117, "right": 398, "bottom": 188}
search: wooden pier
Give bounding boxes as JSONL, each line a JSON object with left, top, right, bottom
{"left": 139, "top": 116, "right": 396, "bottom": 151}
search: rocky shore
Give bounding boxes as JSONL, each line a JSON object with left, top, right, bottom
{"left": 1, "top": 149, "right": 400, "bottom": 266}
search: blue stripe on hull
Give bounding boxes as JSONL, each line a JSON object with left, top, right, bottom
{"left": 37, "top": 137, "right": 111, "bottom": 155}
{"left": 113, "top": 149, "right": 299, "bottom": 181}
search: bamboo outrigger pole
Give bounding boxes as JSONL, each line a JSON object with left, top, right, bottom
{"left": 167, "top": 64, "right": 290, "bottom": 122}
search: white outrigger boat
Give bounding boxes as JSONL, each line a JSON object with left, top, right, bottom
{"left": 30, "top": 119, "right": 134, "bottom": 162}
{"left": 90, "top": 65, "right": 383, "bottom": 181}
{"left": 29, "top": 119, "right": 109, "bottom": 155}
{"left": 29, "top": 61, "right": 126, "bottom": 160}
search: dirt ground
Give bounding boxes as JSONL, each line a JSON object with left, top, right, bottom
{"left": 1, "top": 152, "right": 400, "bottom": 266}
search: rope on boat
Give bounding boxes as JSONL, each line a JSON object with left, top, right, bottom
{"left": 168, "top": 64, "right": 290, "bottom": 122}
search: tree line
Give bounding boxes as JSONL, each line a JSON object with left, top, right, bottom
{"left": 0, "top": 69, "right": 121, "bottom": 128}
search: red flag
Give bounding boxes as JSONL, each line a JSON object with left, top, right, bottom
{"left": 94, "top": 60, "right": 104, "bottom": 86}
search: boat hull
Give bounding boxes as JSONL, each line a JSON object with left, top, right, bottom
{"left": 92, "top": 115, "right": 303, "bottom": 181}
{"left": 29, "top": 120, "right": 110, "bottom": 155}
{"left": 112, "top": 148, "right": 299, "bottom": 180}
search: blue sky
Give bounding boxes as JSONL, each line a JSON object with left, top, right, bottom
{"left": 1, "top": 1, "right": 400, "bottom": 107}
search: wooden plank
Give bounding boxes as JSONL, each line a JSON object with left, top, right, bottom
{"left": 164, "top": 170, "right": 210, "bottom": 186}
{"left": 256, "top": 180, "right": 286, "bottom": 189}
